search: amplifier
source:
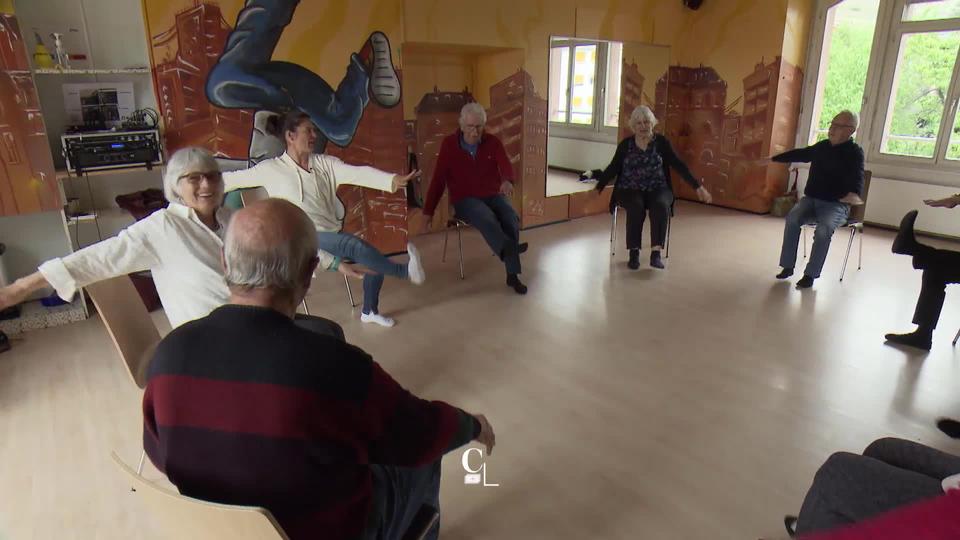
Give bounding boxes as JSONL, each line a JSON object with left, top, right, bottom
{"left": 62, "top": 129, "right": 163, "bottom": 173}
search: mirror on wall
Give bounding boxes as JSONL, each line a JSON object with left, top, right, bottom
{"left": 546, "top": 37, "right": 670, "bottom": 197}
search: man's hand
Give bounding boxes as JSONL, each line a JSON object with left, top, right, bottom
{"left": 925, "top": 195, "right": 960, "bottom": 208}
{"left": 473, "top": 413, "right": 496, "bottom": 456}
{"left": 336, "top": 262, "right": 366, "bottom": 279}
{"left": 838, "top": 192, "right": 864, "bottom": 205}
{"left": 391, "top": 170, "right": 421, "bottom": 192}
{"left": 696, "top": 185, "right": 713, "bottom": 204}
{"left": 500, "top": 181, "right": 514, "bottom": 197}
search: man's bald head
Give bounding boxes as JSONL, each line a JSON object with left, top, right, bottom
{"left": 224, "top": 198, "right": 318, "bottom": 295}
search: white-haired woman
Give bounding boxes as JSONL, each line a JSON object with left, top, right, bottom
{"left": 589, "top": 105, "right": 712, "bottom": 269}
{"left": 0, "top": 147, "right": 236, "bottom": 329}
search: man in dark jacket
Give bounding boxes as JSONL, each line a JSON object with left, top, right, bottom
{"left": 143, "top": 198, "right": 495, "bottom": 540}
{"left": 773, "top": 110, "right": 865, "bottom": 289}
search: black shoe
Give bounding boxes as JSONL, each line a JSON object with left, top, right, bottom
{"left": 796, "top": 275, "right": 814, "bottom": 289}
{"left": 892, "top": 210, "right": 920, "bottom": 255}
{"left": 884, "top": 330, "right": 932, "bottom": 351}
{"left": 937, "top": 418, "right": 960, "bottom": 439}
{"left": 776, "top": 268, "right": 794, "bottom": 280}
{"left": 627, "top": 249, "right": 640, "bottom": 270}
{"left": 650, "top": 250, "right": 665, "bottom": 269}
{"left": 783, "top": 515, "right": 798, "bottom": 538}
{"left": 0, "top": 331, "right": 9, "bottom": 354}
{"left": 518, "top": 242, "right": 528, "bottom": 254}
{"left": 506, "top": 274, "right": 528, "bottom": 295}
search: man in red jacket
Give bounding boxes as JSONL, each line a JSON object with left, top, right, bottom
{"left": 422, "top": 103, "right": 529, "bottom": 294}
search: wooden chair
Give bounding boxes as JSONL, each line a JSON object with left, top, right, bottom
{"left": 112, "top": 452, "right": 290, "bottom": 540}
{"left": 802, "top": 171, "right": 873, "bottom": 281}
{"left": 235, "top": 187, "right": 356, "bottom": 310}
{"left": 86, "top": 276, "right": 162, "bottom": 474}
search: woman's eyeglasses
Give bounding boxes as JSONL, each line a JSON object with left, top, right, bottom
{"left": 178, "top": 171, "right": 223, "bottom": 184}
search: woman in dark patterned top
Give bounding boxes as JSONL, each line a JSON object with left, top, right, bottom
{"left": 588, "top": 105, "right": 712, "bottom": 269}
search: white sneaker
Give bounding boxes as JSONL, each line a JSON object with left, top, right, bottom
{"left": 407, "top": 242, "right": 426, "bottom": 285}
{"left": 365, "top": 32, "right": 401, "bottom": 107}
{"left": 361, "top": 312, "right": 395, "bottom": 327}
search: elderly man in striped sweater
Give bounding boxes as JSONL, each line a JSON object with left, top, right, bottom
{"left": 143, "top": 198, "right": 495, "bottom": 540}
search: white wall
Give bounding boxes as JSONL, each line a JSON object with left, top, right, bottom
{"left": 547, "top": 136, "right": 616, "bottom": 172}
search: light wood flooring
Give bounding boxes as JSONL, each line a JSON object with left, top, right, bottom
{"left": 3, "top": 201, "right": 960, "bottom": 539}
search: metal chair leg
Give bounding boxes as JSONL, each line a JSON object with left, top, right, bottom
{"left": 610, "top": 206, "right": 618, "bottom": 257}
{"left": 839, "top": 226, "right": 855, "bottom": 282}
{"left": 442, "top": 227, "right": 449, "bottom": 262}
{"left": 953, "top": 327, "right": 960, "bottom": 346}
{"left": 457, "top": 222, "right": 464, "bottom": 280}
{"left": 300, "top": 299, "right": 311, "bottom": 316}
{"left": 858, "top": 225, "right": 864, "bottom": 270}
{"left": 665, "top": 215, "right": 671, "bottom": 259}
{"left": 802, "top": 226, "right": 807, "bottom": 258}
{"left": 343, "top": 273, "right": 356, "bottom": 307}
{"left": 136, "top": 450, "right": 146, "bottom": 475}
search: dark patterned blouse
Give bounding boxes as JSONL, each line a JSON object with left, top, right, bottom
{"left": 618, "top": 138, "right": 667, "bottom": 191}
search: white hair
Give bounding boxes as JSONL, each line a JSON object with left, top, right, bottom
{"left": 837, "top": 110, "right": 860, "bottom": 129}
{"left": 459, "top": 102, "right": 487, "bottom": 127}
{"left": 222, "top": 203, "right": 318, "bottom": 293}
{"left": 162, "top": 147, "right": 220, "bottom": 203}
{"left": 629, "top": 105, "right": 657, "bottom": 132}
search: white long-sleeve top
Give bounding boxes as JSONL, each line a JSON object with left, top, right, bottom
{"left": 222, "top": 152, "right": 397, "bottom": 269}
{"left": 38, "top": 203, "right": 233, "bottom": 329}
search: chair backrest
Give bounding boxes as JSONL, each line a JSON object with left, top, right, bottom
{"left": 849, "top": 170, "right": 872, "bottom": 224}
{"left": 112, "top": 453, "right": 289, "bottom": 540}
{"left": 239, "top": 186, "right": 269, "bottom": 207}
{"left": 85, "top": 276, "right": 162, "bottom": 389}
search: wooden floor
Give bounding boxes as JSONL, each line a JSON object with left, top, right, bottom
{"left": 3, "top": 201, "right": 960, "bottom": 540}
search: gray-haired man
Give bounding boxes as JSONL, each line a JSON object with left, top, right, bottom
{"left": 422, "top": 103, "right": 529, "bottom": 294}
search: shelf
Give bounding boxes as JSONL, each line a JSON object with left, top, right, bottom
{"left": 57, "top": 166, "right": 163, "bottom": 181}
{"left": 32, "top": 68, "right": 150, "bottom": 75}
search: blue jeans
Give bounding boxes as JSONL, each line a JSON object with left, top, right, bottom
{"left": 315, "top": 232, "right": 407, "bottom": 315}
{"left": 779, "top": 196, "right": 850, "bottom": 279}
{"left": 206, "top": 0, "right": 369, "bottom": 146}
{"left": 365, "top": 461, "right": 441, "bottom": 540}
{"left": 454, "top": 195, "right": 522, "bottom": 275}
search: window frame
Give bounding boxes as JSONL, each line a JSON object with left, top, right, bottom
{"left": 548, "top": 37, "right": 620, "bottom": 143}
{"left": 796, "top": 0, "right": 960, "bottom": 185}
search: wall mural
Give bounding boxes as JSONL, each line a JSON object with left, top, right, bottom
{"left": 653, "top": 57, "right": 802, "bottom": 214}
{"left": 147, "top": 0, "right": 408, "bottom": 251}
{"left": 0, "top": 12, "right": 59, "bottom": 217}
{"left": 142, "top": 0, "right": 810, "bottom": 248}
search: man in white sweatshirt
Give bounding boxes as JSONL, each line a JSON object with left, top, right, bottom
{"left": 224, "top": 111, "right": 423, "bottom": 327}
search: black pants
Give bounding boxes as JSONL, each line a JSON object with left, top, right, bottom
{"left": 619, "top": 187, "right": 673, "bottom": 250}
{"left": 911, "top": 245, "right": 960, "bottom": 331}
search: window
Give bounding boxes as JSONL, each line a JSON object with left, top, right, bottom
{"left": 806, "top": 0, "right": 880, "bottom": 145}
{"left": 799, "top": 0, "right": 960, "bottom": 180}
{"left": 548, "top": 38, "right": 622, "bottom": 135}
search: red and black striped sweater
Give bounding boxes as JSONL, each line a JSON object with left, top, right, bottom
{"left": 143, "top": 305, "right": 478, "bottom": 540}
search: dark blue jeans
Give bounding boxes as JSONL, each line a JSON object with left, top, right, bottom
{"left": 454, "top": 195, "right": 522, "bottom": 275}
{"left": 365, "top": 461, "right": 441, "bottom": 540}
{"left": 315, "top": 232, "right": 406, "bottom": 315}
{"left": 779, "top": 196, "right": 850, "bottom": 279}
{"left": 206, "top": 0, "right": 369, "bottom": 146}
